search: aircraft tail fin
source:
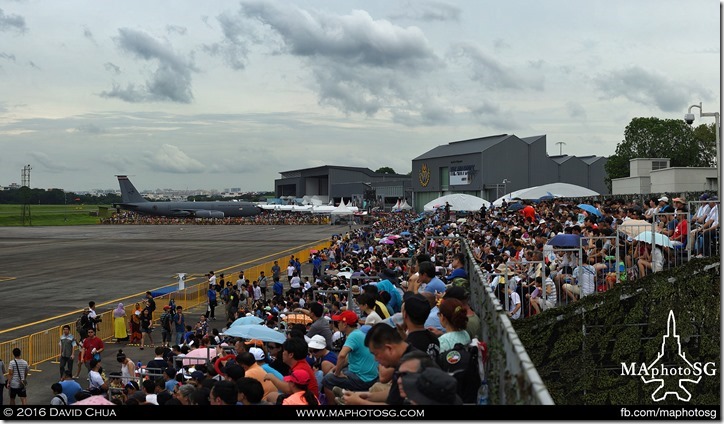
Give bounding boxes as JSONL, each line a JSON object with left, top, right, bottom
{"left": 117, "top": 175, "right": 147, "bottom": 203}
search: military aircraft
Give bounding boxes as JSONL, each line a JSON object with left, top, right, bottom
{"left": 114, "top": 175, "right": 261, "bottom": 218}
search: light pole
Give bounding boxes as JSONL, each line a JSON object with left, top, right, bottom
{"left": 502, "top": 179, "right": 510, "bottom": 196}
{"left": 686, "top": 102, "right": 720, "bottom": 200}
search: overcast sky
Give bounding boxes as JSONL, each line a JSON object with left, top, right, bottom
{"left": 0, "top": 0, "right": 719, "bottom": 192}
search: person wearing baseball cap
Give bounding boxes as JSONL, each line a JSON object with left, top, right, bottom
{"left": 322, "top": 310, "right": 379, "bottom": 404}
{"left": 236, "top": 349, "right": 276, "bottom": 400}
{"left": 279, "top": 370, "right": 319, "bottom": 405}
{"left": 307, "top": 334, "right": 337, "bottom": 375}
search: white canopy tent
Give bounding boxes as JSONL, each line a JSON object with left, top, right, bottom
{"left": 399, "top": 199, "right": 413, "bottom": 210}
{"left": 423, "top": 193, "right": 491, "bottom": 212}
{"left": 492, "top": 183, "right": 600, "bottom": 207}
{"left": 331, "top": 198, "right": 354, "bottom": 224}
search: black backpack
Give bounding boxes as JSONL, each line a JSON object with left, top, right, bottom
{"left": 437, "top": 342, "right": 481, "bottom": 403}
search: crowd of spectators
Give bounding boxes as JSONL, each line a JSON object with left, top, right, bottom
{"left": 101, "top": 211, "right": 331, "bottom": 225}
{"left": 51, "top": 193, "right": 718, "bottom": 406}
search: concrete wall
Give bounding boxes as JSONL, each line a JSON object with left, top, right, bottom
{"left": 612, "top": 176, "right": 651, "bottom": 195}
{"left": 650, "top": 167, "right": 718, "bottom": 193}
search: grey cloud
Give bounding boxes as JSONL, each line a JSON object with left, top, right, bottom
{"left": 28, "top": 60, "right": 39, "bottom": 69}
{"left": 0, "top": 52, "right": 15, "bottom": 61}
{"left": 528, "top": 59, "right": 545, "bottom": 69}
{"left": 82, "top": 26, "right": 95, "bottom": 43}
{"left": 202, "top": 12, "right": 253, "bottom": 70}
{"left": 492, "top": 38, "right": 510, "bottom": 51}
{"left": 241, "top": 1, "right": 438, "bottom": 70}
{"left": 566, "top": 101, "right": 586, "bottom": 119}
{"left": 29, "top": 151, "right": 75, "bottom": 173}
{"left": 594, "top": 66, "right": 712, "bottom": 112}
{"left": 101, "top": 28, "right": 195, "bottom": 103}
{"left": 450, "top": 42, "right": 543, "bottom": 91}
{"left": 141, "top": 144, "right": 205, "bottom": 174}
{"left": 166, "top": 25, "right": 187, "bottom": 35}
{"left": 99, "top": 154, "right": 132, "bottom": 172}
{"left": 104, "top": 62, "right": 121, "bottom": 74}
{"left": 389, "top": 0, "right": 461, "bottom": 22}
{"left": 0, "top": 8, "right": 26, "bottom": 33}
{"left": 235, "top": 1, "right": 441, "bottom": 121}
{"left": 468, "top": 102, "right": 520, "bottom": 131}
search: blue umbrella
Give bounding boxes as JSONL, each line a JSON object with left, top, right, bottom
{"left": 222, "top": 324, "right": 286, "bottom": 344}
{"left": 577, "top": 204, "right": 602, "bottom": 217}
{"left": 400, "top": 231, "right": 411, "bottom": 236}
{"left": 507, "top": 203, "right": 524, "bottom": 211}
{"left": 547, "top": 234, "right": 582, "bottom": 248}
{"left": 230, "top": 316, "right": 264, "bottom": 327}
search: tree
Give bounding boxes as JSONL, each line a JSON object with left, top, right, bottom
{"left": 375, "top": 167, "right": 396, "bottom": 174}
{"left": 604, "top": 117, "right": 715, "bottom": 190}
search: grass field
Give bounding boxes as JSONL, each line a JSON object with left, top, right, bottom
{"left": 0, "top": 204, "right": 106, "bottom": 226}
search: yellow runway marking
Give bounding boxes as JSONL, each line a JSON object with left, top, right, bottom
{"left": 0, "top": 238, "right": 327, "bottom": 335}
{"left": 0, "top": 276, "right": 17, "bottom": 282}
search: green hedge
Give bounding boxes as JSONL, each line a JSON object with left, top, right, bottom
{"left": 514, "top": 257, "right": 720, "bottom": 405}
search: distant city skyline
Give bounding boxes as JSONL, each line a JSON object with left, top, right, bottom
{"left": 0, "top": 1, "right": 719, "bottom": 192}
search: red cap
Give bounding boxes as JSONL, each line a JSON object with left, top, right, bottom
{"left": 283, "top": 370, "right": 310, "bottom": 386}
{"left": 331, "top": 310, "right": 358, "bottom": 325}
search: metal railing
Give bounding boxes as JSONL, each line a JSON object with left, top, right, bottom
{"left": 0, "top": 240, "right": 329, "bottom": 371}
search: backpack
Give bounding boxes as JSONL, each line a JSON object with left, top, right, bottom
{"left": 160, "top": 312, "right": 171, "bottom": 330}
{"left": 437, "top": 342, "right": 481, "bottom": 403}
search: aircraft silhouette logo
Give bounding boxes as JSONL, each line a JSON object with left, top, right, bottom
{"left": 639, "top": 311, "right": 701, "bottom": 402}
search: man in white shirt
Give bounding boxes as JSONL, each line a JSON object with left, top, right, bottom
{"left": 287, "top": 264, "right": 296, "bottom": 283}
{"left": 208, "top": 271, "right": 217, "bottom": 290}
{"left": 236, "top": 271, "right": 245, "bottom": 292}
{"left": 506, "top": 285, "right": 521, "bottom": 320}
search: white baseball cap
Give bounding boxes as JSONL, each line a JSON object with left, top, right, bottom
{"left": 307, "top": 334, "right": 327, "bottom": 350}
{"left": 248, "top": 347, "right": 265, "bottom": 361}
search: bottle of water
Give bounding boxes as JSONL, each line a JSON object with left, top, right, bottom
{"left": 477, "top": 380, "right": 489, "bottom": 405}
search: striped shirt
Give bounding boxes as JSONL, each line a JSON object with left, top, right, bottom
{"left": 9, "top": 359, "right": 28, "bottom": 389}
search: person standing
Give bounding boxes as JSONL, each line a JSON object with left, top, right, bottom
{"left": 159, "top": 306, "right": 173, "bottom": 347}
{"left": 113, "top": 303, "right": 128, "bottom": 342}
{"left": 236, "top": 271, "right": 245, "bottom": 292}
{"left": 139, "top": 308, "right": 154, "bottom": 350}
{"left": 174, "top": 306, "right": 185, "bottom": 346}
{"left": 0, "top": 356, "right": 6, "bottom": 405}
{"left": 258, "top": 272, "right": 268, "bottom": 301}
{"left": 206, "top": 287, "right": 217, "bottom": 320}
{"left": 287, "top": 263, "right": 296, "bottom": 283}
{"left": 7, "top": 348, "right": 29, "bottom": 406}
{"left": 116, "top": 350, "right": 136, "bottom": 385}
{"left": 59, "top": 325, "right": 78, "bottom": 379}
{"left": 271, "top": 261, "right": 281, "bottom": 283}
{"left": 88, "top": 301, "right": 100, "bottom": 333}
{"left": 145, "top": 292, "right": 157, "bottom": 319}
{"left": 79, "top": 329, "right": 104, "bottom": 377}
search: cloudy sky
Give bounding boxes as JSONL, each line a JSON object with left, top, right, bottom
{"left": 0, "top": 0, "right": 719, "bottom": 192}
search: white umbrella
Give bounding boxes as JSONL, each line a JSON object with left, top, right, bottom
{"left": 635, "top": 231, "right": 673, "bottom": 248}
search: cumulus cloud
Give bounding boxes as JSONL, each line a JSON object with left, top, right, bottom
{"left": 227, "top": 1, "right": 442, "bottom": 119}
{"left": 389, "top": 0, "right": 461, "bottom": 22}
{"left": 449, "top": 42, "right": 543, "bottom": 91}
{"left": 29, "top": 151, "right": 75, "bottom": 172}
{"left": 100, "top": 28, "right": 196, "bottom": 103}
{"left": 202, "top": 12, "right": 253, "bottom": 70}
{"left": 142, "top": 144, "right": 205, "bottom": 173}
{"left": 0, "top": 8, "right": 26, "bottom": 33}
{"left": 594, "top": 66, "right": 712, "bottom": 112}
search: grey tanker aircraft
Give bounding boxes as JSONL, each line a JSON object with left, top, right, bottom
{"left": 113, "top": 175, "right": 261, "bottom": 218}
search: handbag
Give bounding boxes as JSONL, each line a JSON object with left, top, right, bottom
{"left": 14, "top": 359, "right": 27, "bottom": 389}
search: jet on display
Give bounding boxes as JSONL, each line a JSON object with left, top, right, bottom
{"left": 114, "top": 175, "right": 261, "bottom": 218}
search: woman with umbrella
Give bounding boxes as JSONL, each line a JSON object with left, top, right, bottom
{"left": 637, "top": 240, "right": 664, "bottom": 278}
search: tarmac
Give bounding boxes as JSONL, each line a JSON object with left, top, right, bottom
{"left": 0, "top": 224, "right": 343, "bottom": 405}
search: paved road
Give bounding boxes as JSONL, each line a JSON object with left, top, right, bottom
{"left": 0, "top": 225, "right": 341, "bottom": 342}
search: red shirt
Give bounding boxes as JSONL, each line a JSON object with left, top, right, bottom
{"left": 521, "top": 205, "right": 536, "bottom": 223}
{"left": 291, "top": 360, "right": 318, "bottom": 396}
{"left": 81, "top": 337, "right": 104, "bottom": 363}
{"left": 672, "top": 219, "right": 688, "bottom": 242}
